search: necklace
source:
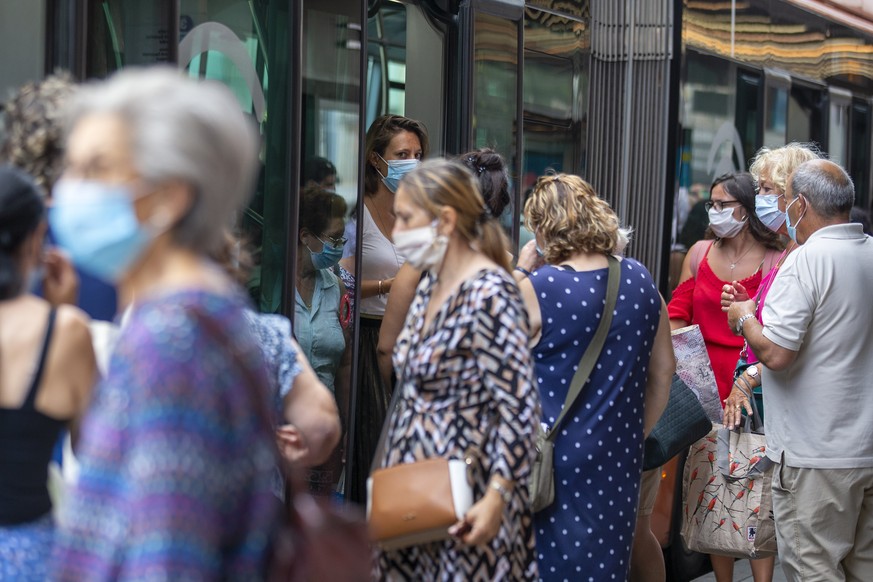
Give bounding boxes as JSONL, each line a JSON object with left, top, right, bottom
{"left": 722, "top": 240, "right": 755, "bottom": 275}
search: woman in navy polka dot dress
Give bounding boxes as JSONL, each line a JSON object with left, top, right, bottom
{"left": 516, "top": 174, "right": 674, "bottom": 581}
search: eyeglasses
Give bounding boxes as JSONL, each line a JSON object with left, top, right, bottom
{"left": 319, "top": 234, "right": 347, "bottom": 249}
{"left": 704, "top": 200, "right": 741, "bottom": 212}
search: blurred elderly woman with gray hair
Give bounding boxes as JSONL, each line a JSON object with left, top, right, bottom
{"left": 49, "top": 68, "right": 278, "bottom": 580}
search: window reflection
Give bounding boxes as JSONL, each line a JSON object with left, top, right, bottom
{"left": 521, "top": 8, "right": 589, "bottom": 249}
{"left": 474, "top": 12, "right": 520, "bottom": 243}
{"left": 764, "top": 86, "right": 789, "bottom": 147}
{"left": 300, "top": 0, "right": 363, "bottom": 497}
{"left": 86, "top": 0, "right": 175, "bottom": 77}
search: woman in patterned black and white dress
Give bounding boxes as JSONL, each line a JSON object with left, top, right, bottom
{"left": 374, "top": 158, "right": 540, "bottom": 580}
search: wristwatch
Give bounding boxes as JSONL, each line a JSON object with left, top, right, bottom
{"left": 746, "top": 365, "right": 759, "bottom": 379}
{"left": 735, "top": 313, "right": 755, "bottom": 335}
{"left": 489, "top": 481, "right": 512, "bottom": 504}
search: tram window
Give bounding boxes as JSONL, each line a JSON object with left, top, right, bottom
{"left": 474, "top": 11, "right": 520, "bottom": 242}
{"left": 367, "top": 3, "right": 407, "bottom": 119}
{"left": 828, "top": 88, "right": 852, "bottom": 168}
{"left": 0, "top": 1, "right": 46, "bottom": 99}
{"left": 735, "top": 71, "right": 762, "bottom": 169}
{"left": 850, "top": 101, "right": 871, "bottom": 208}
{"left": 681, "top": 52, "right": 741, "bottom": 186}
{"left": 85, "top": 0, "right": 175, "bottom": 77}
{"left": 764, "top": 86, "right": 788, "bottom": 148}
{"left": 787, "top": 85, "right": 825, "bottom": 148}
{"left": 367, "top": 2, "right": 444, "bottom": 154}
{"left": 521, "top": 8, "right": 589, "bottom": 249}
{"left": 178, "top": 0, "right": 282, "bottom": 314}
{"left": 676, "top": 52, "right": 743, "bottom": 254}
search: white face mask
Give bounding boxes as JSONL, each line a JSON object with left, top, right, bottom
{"left": 393, "top": 219, "right": 449, "bottom": 272}
{"left": 708, "top": 206, "right": 747, "bottom": 239}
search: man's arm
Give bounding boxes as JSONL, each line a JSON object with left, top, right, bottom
{"left": 726, "top": 300, "right": 797, "bottom": 371}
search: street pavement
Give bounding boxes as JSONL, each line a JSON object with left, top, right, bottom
{"left": 692, "top": 557, "right": 787, "bottom": 582}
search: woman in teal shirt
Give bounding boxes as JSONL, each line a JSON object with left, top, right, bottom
{"left": 294, "top": 186, "right": 350, "bottom": 495}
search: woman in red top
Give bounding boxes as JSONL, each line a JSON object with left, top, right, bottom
{"left": 668, "top": 172, "right": 782, "bottom": 404}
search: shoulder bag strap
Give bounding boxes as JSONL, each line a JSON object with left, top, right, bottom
{"left": 546, "top": 255, "right": 620, "bottom": 442}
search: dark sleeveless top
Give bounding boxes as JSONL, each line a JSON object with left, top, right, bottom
{"left": 0, "top": 308, "right": 66, "bottom": 525}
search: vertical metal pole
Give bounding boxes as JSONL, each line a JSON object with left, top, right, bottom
{"left": 513, "top": 16, "right": 523, "bottom": 251}
{"left": 343, "top": 0, "right": 370, "bottom": 501}
{"left": 282, "top": 0, "right": 302, "bottom": 319}
{"left": 618, "top": 0, "right": 635, "bottom": 223}
{"left": 731, "top": 0, "right": 736, "bottom": 59}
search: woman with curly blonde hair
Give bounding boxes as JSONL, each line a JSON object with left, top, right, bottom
{"left": 516, "top": 173, "right": 674, "bottom": 580}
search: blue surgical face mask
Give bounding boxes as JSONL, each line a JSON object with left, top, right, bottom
{"left": 376, "top": 153, "right": 419, "bottom": 193}
{"left": 307, "top": 235, "right": 344, "bottom": 270}
{"left": 755, "top": 195, "right": 785, "bottom": 232}
{"left": 785, "top": 195, "right": 806, "bottom": 244}
{"left": 49, "top": 180, "right": 153, "bottom": 282}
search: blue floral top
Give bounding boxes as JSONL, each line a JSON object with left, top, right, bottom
{"left": 246, "top": 310, "right": 303, "bottom": 418}
{"left": 52, "top": 290, "right": 277, "bottom": 581}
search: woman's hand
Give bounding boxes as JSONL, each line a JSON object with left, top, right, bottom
{"left": 42, "top": 248, "right": 79, "bottom": 306}
{"left": 448, "top": 488, "right": 504, "bottom": 546}
{"left": 517, "top": 240, "right": 545, "bottom": 273}
{"left": 720, "top": 280, "right": 749, "bottom": 312}
{"left": 722, "top": 382, "right": 754, "bottom": 430}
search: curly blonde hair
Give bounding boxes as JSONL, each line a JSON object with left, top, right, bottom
{"left": 524, "top": 173, "right": 627, "bottom": 263}
{"left": 749, "top": 142, "right": 821, "bottom": 195}
{"left": 1, "top": 73, "right": 77, "bottom": 196}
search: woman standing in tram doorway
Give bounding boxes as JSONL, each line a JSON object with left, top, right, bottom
{"left": 340, "top": 114, "right": 429, "bottom": 504}
{"left": 0, "top": 166, "right": 97, "bottom": 582}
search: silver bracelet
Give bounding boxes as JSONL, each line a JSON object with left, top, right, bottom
{"left": 489, "top": 481, "right": 512, "bottom": 504}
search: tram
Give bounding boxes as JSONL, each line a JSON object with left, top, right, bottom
{"left": 3, "top": 1, "right": 873, "bottom": 580}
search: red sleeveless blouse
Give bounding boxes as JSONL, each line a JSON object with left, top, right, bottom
{"left": 668, "top": 243, "right": 764, "bottom": 404}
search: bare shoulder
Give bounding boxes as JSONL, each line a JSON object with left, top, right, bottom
{"left": 51, "top": 305, "right": 96, "bottom": 361}
{"left": 54, "top": 304, "right": 93, "bottom": 339}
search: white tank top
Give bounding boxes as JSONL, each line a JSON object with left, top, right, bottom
{"left": 359, "top": 204, "right": 405, "bottom": 316}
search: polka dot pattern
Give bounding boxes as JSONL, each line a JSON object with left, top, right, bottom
{"left": 529, "top": 260, "right": 661, "bottom": 580}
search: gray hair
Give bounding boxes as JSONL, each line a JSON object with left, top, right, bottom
{"left": 69, "top": 67, "right": 259, "bottom": 253}
{"left": 789, "top": 160, "right": 854, "bottom": 218}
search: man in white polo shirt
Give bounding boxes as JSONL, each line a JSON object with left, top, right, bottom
{"left": 727, "top": 158, "right": 873, "bottom": 582}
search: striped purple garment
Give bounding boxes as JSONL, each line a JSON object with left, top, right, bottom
{"left": 52, "top": 291, "right": 278, "bottom": 581}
